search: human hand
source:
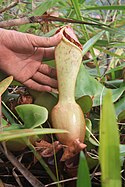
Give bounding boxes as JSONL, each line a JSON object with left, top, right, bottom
{"left": 0, "top": 28, "right": 62, "bottom": 92}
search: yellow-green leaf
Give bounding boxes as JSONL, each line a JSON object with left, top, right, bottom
{"left": 99, "top": 90, "right": 121, "bottom": 187}
{"left": 0, "top": 76, "right": 13, "bottom": 96}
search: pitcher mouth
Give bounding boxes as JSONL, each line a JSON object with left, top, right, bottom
{"left": 56, "top": 26, "right": 83, "bottom": 50}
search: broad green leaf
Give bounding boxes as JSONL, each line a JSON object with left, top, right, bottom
{"left": 94, "top": 85, "right": 125, "bottom": 106}
{"left": 30, "top": 91, "right": 57, "bottom": 113}
{"left": 77, "top": 151, "right": 91, "bottom": 187}
{"left": 76, "top": 95, "right": 92, "bottom": 113}
{"left": 76, "top": 65, "right": 125, "bottom": 106}
{"left": 0, "top": 128, "right": 68, "bottom": 141}
{"left": 0, "top": 76, "right": 13, "bottom": 96}
{"left": 117, "top": 110, "right": 125, "bottom": 122}
{"left": 115, "top": 96, "right": 125, "bottom": 117}
{"left": 99, "top": 90, "right": 121, "bottom": 187}
{"left": 120, "top": 144, "right": 125, "bottom": 157}
{"left": 120, "top": 144, "right": 125, "bottom": 166}
{"left": 15, "top": 104, "right": 48, "bottom": 129}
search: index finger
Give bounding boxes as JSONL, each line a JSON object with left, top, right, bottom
{"left": 27, "top": 32, "right": 62, "bottom": 48}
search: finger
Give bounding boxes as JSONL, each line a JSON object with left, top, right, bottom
{"left": 27, "top": 32, "right": 62, "bottom": 48}
{"left": 34, "top": 48, "right": 55, "bottom": 61}
{"left": 43, "top": 47, "right": 55, "bottom": 59}
{"left": 24, "top": 79, "right": 52, "bottom": 92}
{"left": 32, "top": 71, "right": 58, "bottom": 88}
{"left": 38, "top": 64, "right": 57, "bottom": 78}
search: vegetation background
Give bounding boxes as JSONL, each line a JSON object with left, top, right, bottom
{"left": 0, "top": 0, "right": 125, "bottom": 187}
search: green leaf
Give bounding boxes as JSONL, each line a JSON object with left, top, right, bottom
{"left": 85, "top": 118, "right": 92, "bottom": 141}
{"left": 32, "top": 0, "right": 59, "bottom": 16}
{"left": 76, "top": 95, "right": 92, "bottom": 113}
{"left": 117, "top": 110, "right": 125, "bottom": 122}
{"left": 19, "top": 0, "right": 59, "bottom": 32}
{"left": 99, "top": 90, "right": 121, "bottom": 187}
{"left": 0, "top": 76, "right": 13, "bottom": 96}
{"left": 76, "top": 65, "right": 125, "bottom": 106}
{"left": 0, "top": 128, "right": 68, "bottom": 141}
{"left": 77, "top": 151, "right": 91, "bottom": 187}
{"left": 94, "top": 84, "right": 125, "bottom": 106}
{"left": 31, "top": 91, "right": 57, "bottom": 113}
{"left": 86, "top": 119, "right": 99, "bottom": 146}
{"left": 15, "top": 104, "right": 48, "bottom": 129}
{"left": 86, "top": 5, "right": 125, "bottom": 11}
{"left": 120, "top": 144, "right": 125, "bottom": 166}
{"left": 82, "top": 31, "right": 105, "bottom": 56}
{"left": 3, "top": 123, "right": 20, "bottom": 131}
{"left": 2, "top": 101, "right": 20, "bottom": 124}
{"left": 2, "top": 118, "right": 8, "bottom": 126}
{"left": 115, "top": 96, "right": 125, "bottom": 118}
{"left": 96, "top": 46, "right": 125, "bottom": 59}
{"left": 120, "top": 144, "right": 125, "bottom": 157}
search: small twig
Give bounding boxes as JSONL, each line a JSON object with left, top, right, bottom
{"left": 91, "top": 164, "right": 100, "bottom": 180}
{"left": 0, "top": 142, "right": 44, "bottom": 187}
{"left": 12, "top": 170, "right": 24, "bottom": 187}
{"left": 45, "top": 177, "right": 77, "bottom": 187}
{"left": 0, "top": 0, "right": 19, "bottom": 14}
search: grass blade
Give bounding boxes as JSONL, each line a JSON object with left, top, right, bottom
{"left": 71, "top": 0, "right": 102, "bottom": 76}
{"left": 82, "top": 31, "right": 105, "bottom": 56}
{"left": 99, "top": 90, "right": 121, "bottom": 187}
{"left": 0, "top": 128, "right": 68, "bottom": 141}
{"left": 86, "top": 5, "right": 125, "bottom": 11}
{"left": 77, "top": 151, "right": 91, "bottom": 187}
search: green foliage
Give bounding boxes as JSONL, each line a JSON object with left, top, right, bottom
{"left": 1, "top": 103, "right": 67, "bottom": 141}
{"left": 99, "top": 90, "right": 121, "bottom": 187}
{"left": 0, "top": 76, "right": 13, "bottom": 96}
{"left": 82, "top": 30, "right": 105, "bottom": 56}
{"left": 15, "top": 104, "right": 48, "bottom": 129}
{"left": 76, "top": 95, "right": 92, "bottom": 113}
{"left": 115, "top": 96, "right": 125, "bottom": 121}
{"left": 86, "top": 5, "right": 125, "bottom": 11}
{"left": 0, "top": 0, "right": 125, "bottom": 186}
{"left": 0, "top": 128, "right": 68, "bottom": 141}
{"left": 76, "top": 65, "right": 125, "bottom": 106}
{"left": 77, "top": 151, "right": 91, "bottom": 187}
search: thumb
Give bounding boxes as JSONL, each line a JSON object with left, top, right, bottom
{"left": 27, "top": 32, "right": 62, "bottom": 48}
